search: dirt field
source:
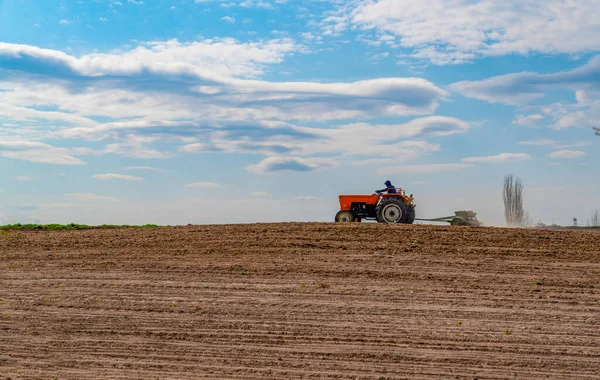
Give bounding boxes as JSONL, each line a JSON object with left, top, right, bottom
{"left": 1, "top": 224, "right": 599, "bottom": 379}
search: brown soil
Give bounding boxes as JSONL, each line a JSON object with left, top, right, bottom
{"left": 1, "top": 223, "right": 599, "bottom": 379}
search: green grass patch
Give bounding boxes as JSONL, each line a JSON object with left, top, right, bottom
{"left": 0, "top": 223, "right": 163, "bottom": 231}
{"left": 538, "top": 225, "right": 600, "bottom": 230}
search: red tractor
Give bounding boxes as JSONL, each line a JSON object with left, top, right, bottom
{"left": 335, "top": 189, "right": 416, "bottom": 224}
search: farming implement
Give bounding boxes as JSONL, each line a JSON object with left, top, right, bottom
{"left": 335, "top": 189, "right": 416, "bottom": 224}
{"left": 415, "top": 211, "right": 482, "bottom": 227}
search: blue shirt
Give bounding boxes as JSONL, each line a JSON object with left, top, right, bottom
{"left": 377, "top": 184, "right": 397, "bottom": 194}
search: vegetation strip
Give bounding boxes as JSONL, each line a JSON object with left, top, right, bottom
{"left": 0, "top": 223, "right": 162, "bottom": 231}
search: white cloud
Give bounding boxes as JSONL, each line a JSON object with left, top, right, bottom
{"left": 251, "top": 192, "right": 270, "bottom": 197}
{"left": 513, "top": 114, "right": 545, "bottom": 126}
{"left": 0, "top": 40, "right": 458, "bottom": 174}
{"left": 451, "top": 56, "right": 600, "bottom": 104}
{"left": 14, "top": 176, "right": 33, "bottom": 181}
{"left": 247, "top": 156, "right": 336, "bottom": 174}
{"left": 518, "top": 140, "right": 592, "bottom": 150}
{"left": 0, "top": 141, "right": 51, "bottom": 150}
{"left": 0, "top": 41, "right": 447, "bottom": 133}
{"left": 65, "top": 193, "right": 119, "bottom": 202}
{"left": 378, "top": 163, "right": 476, "bottom": 175}
{"left": 59, "top": 20, "right": 71, "bottom": 25}
{"left": 221, "top": 16, "right": 235, "bottom": 23}
{"left": 125, "top": 166, "right": 162, "bottom": 171}
{"left": 462, "top": 153, "right": 531, "bottom": 164}
{"left": 256, "top": 1, "right": 274, "bottom": 9}
{"left": 177, "top": 116, "right": 466, "bottom": 170}
{"left": 558, "top": 141, "right": 592, "bottom": 149}
{"left": 184, "top": 182, "right": 220, "bottom": 188}
{"left": 1, "top": 150, "right": 85, "bottom": 165}
{"left": 518, "top": 139, "right": 558, "bottom": 146}
{"left": 551, "top": 90, "right": 600, "bottom": 130}
{"left": 0, "top": 38, "right": 300, "bottom": 79}
{"left": 328, "top": 0, "right": 600, "bottom": 65}
{"left": 547, "top": 150, "right": 586, "bottom": 159}
{"left": 295, "top": 196, "right": 322, "bottom": 201}
{"left": 92, "top": 173, "right": 144, "bottom": 181}
{"left": 451, "top": 57, "right": 600, "bottom": 131}
{"left": 194, "top": 0, "right": 281, "bottom": 8}
{"left": 104, "top": 138, "right": 168, "bottom": 159}
{"left": 0, "top": 140, "right": 86, "bottom": 165}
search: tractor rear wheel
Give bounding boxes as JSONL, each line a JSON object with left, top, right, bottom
{"left": 404, "top": 204, "right": 416, "bottom": 224}
{"left": 376, "top": 198, "right": 407, "bottom": 224}
{"left": 335, "top": 210, "right": 354, "bottom": 223}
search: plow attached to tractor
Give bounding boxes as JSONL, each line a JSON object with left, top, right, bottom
{"left": 415, "top": 211, "right": 482, "bottom": 227}
{"left": 335, "top": 189, "right": 416, "bottom": 224}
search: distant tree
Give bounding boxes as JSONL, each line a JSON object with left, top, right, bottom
{"left": 590, "top": 209, "right": 600, "bottom": 227}
{"left": 523, "top": 211, "right": 533, "bottom": 228}
{"left": 595, "top": 127, "right": 600, "bottom": 136}
{"left": 503, "top": 175, "right": 526, "bottom": 227}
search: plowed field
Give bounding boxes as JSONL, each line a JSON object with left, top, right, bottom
{"left": 1, "top": 224, "right": 599, "bottom": 379}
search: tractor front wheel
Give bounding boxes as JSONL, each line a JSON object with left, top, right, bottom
{"left": 376, "top": 198, "right": 407, "bottom": 224}
{"left": 335, "top": 210, "right": 354, "bottom": 223}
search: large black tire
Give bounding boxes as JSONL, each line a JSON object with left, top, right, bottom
{"left": 376, "top": 197, "right": 407, "bottom": 224}
{"left": 403, "top": 204, "right": 416, "bottom": 224}
{"left": 335, "top": 210, "right": 354, "bottom": 223}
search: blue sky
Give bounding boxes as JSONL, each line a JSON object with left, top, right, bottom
{"left": 0, "top": 0, "right": 598, "bottom": 226}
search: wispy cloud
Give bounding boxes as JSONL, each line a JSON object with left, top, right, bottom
{"left": 65, "top": 193, "right": 119, "bottom": 202}
{"left": 92, "top": 173, "right": 144, "bottom": 181}
{"left": 451, "top": 56, "right": 600, "bottom": 105}
{"left": 125, "top": 166, "right": 162, "bottom": 171}
{"left": 558, "top": 141, "right": 592, "bottom": 149}
{"left": 451, "top": 56, "right": 600, "bottom": 132}
{"left": 184, "top": 182, "right": 220, "bottom": 188}
{"left": 518, "top": 139, "right": 591, "bottom": 149}
{"left": 247, "top": 157, "right": 336, "bottom": 173}
{"left": 378, "top": 163, "right": 475, "bottom": 175}
{"left": 518, "top": 139, "right": 559, "bottom": 146}
{"left": 547, "top": 150, "right": 586, "bottom": 159}
{"left": 323, "top": 0, "right": 600, "bottom": 65}
{"left": 462, "top": 153, "right": 531, "bottom": 164}
{"left": 295, "top": 196, "right": 322, "bottom": 201}
{"left": 0, "top": 140, "right": 86, "bottom": 165}
{"left": 513, "top": 114, "right": 545, "bottom": 127}
{"left": 0, "top": 40, "right": 454, "bottom": 171}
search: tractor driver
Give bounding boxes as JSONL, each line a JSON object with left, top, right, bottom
{"left": 376, "top": 180, "right": 397, "bottom": 195}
